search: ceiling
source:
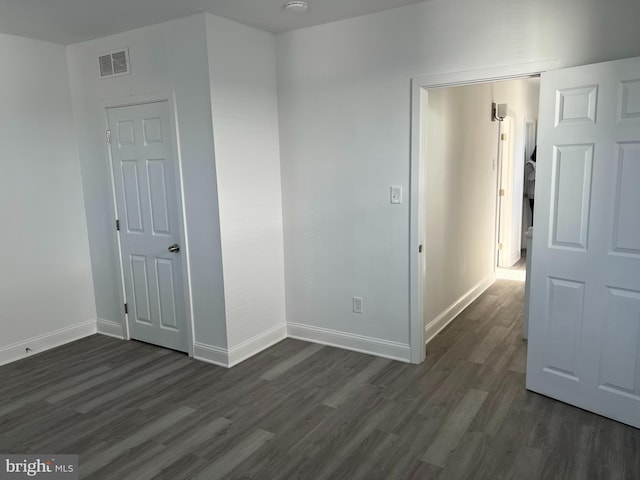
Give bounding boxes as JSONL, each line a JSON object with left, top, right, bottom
{"left": 0, "top": 0, "right": 426, "bottom": 45}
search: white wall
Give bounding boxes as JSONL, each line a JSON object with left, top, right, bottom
{"left": 276, "top": 0, "right": 640, "bottom": 358}
{"left": 67, "top": 15, "right": 228, "bottom": 349}
{"left": 0, "top": 33, "right": 96, "bottom": 364}
{"left": 205, "top": 14, "right": 287, "bottom": 355}
{"left": 424, "top": 84, "right": 498, "bottom": 335}
{"left": 67, "top": 13, "right": 288, "bottom": 364}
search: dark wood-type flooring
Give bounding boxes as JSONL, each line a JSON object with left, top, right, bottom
{"left": 2, "top": 279, "right": 639, "bottom": 479}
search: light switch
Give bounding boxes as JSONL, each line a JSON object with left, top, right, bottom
{"left": 390, "top": 186, "right": 402, "bottom": 204}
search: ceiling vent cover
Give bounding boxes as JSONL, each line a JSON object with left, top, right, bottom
{"left": 98, "top": 49, "right": 130, "bottom": 78}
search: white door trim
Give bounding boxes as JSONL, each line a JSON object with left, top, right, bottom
{"left": 409, "top": 60, "right": 557, "bottom": 364}
{"left": 101, "top": 90, "right": 195, "bottom": 357}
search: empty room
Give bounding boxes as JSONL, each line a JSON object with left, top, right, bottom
{"left": 1, "top": 0, "right": 640, "bottom": 478}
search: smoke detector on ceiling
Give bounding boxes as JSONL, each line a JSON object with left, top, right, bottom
{"left": 284, "top": 1, "right": 309, "bottom": 13}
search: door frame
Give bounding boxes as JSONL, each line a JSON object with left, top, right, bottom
{"left": 408, "top": 60, "right": 557, "bottom": 364}
{"left": 496, "top": 116, "right": 511, "bottom": 268}
{"left": 101, "top": 90, "right": 195, "bottom": 356}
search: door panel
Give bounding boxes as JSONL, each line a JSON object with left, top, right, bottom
{"left": 130, "top": 254, "right": 152, "bottom": 323}
{"left": 549, "top": 144, "right": 593, "bottom": 250}
{"left": 108, "top": 101, "right": 188, "bottom": 352}
{"left": 599, "top": 287, "right": 640, "bottom": 397}
{"left": 544, "top": 277, "right": 585, "bottom": 382}
{"left": 611, "top": 143, "right": 640, "bottom": 254}
{"left": 555, "top": 85, "right": 598, "bottom": 125}
{"left": 147, "top": 159, "right": 171, "bottom": 235}
{"left": 121, "top": 159, "right": 144, "bottom": 233}
{"left": 620, "top": 80, "right": 640, "bottom": 119}
{"left": 527, "top": 56, "right": 640, "bottom": 428}
{"left": 156, "top": 258, "right": 179, "bottom": 330}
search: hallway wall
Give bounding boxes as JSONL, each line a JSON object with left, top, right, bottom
{"left": 424, "top": 83, "right": 498, "bottom": 339}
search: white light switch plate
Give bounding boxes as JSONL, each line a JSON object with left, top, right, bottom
{"left": 390, "top": 186, "right": 402, "bottom": 204}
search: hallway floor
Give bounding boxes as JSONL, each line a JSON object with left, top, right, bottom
{"left": 496, "top": 252, "right": 527, "bottom": 282}
{"left": 1, "top": 279, "right": 638, "bottom": 479}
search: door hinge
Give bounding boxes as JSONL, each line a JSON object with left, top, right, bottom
{"left": 124, "top": 303, "right": 128, "bottom": 314}
{"left": 501, "top": 133, "right": 507, "bottom": 141}
{"left": 115, "top": 219, "right": 120, "bottom": 231}
{"left": 499, "top": 189, "right": 505, "bottom": 197}
{"left": 106, "top": 129, "right": 112, "bottom": 143}
{"left": 498, "top": 243, "right": 504, "bottom": 250}
{"left": 418, "top": 244, "right": 423, "bottom": 253}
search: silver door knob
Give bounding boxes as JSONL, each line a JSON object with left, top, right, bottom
{"left": 168, "top": 244, "right": 180, "bottom": 253}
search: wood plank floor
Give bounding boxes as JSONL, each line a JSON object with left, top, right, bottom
{"left": 2, "top": 279, "right": 639, "bottom": 479}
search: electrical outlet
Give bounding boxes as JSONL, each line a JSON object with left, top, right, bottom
{"left": 352, "top": 296, "right": 363, "bottom": 314}
{"left": 390, "top": 186, "right": 402, "bottom": 204}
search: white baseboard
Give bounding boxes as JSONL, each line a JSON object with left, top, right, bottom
{"left": 498, "top": 249, "right": 521, "bottom": 268}
{"left": 510, "top": 249, "right": 522, "bottom": 266}
{"left": 193, "top": 323, "right": 287, "bottom": 368}
{"left": 425, "top": 274, "right": 495, "bottom": 344}
{"left": 0, "top": 319, "right": 97, "bottom": 366}
{"left": 227, "top": 324, "right": 287, "bottom": 367}
{"left": 97, "top": 319, "right": 126, "bottom": 339}
{"left": 193, "top": 342, "right": 229, "bottom": 368}
{"left": 287, "top": 322, "right": 411, "bottom": 363}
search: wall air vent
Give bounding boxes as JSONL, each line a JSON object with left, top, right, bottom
{"left": 98, "top": 49, "right": 130, "bottom": 78}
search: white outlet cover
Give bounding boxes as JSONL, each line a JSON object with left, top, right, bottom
{"left": 352, "top": 296, "right": 363, "bottom": 314}
{"left": 390, "top": 186, "right": 402, "bottom": 204}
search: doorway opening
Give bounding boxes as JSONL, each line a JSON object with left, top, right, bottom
{"left": 422, "top": 77, "right": 540, "bottom": 344}
{"left": 411, "top": 56, "right": 640, "bottom": 428}
{"left": 408, "top": 61, "right": 554, "bottom": 364}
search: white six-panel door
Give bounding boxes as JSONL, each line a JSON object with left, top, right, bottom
{"left": 107, "top": 101, "right": 188, "bottom": 353}
{"left": 527, "top": 57, "right": 640, "bottom": 428}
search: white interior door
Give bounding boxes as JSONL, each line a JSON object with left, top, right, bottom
{"left": 497, "top": 117, "right": 515, "bottom": 267}
{"left": 527, "top": 56, "right": 640, "bottom": 428}
{"left": 107, "top": 101, "right": 188, "bottom": 353}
